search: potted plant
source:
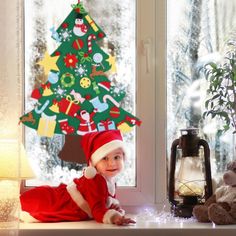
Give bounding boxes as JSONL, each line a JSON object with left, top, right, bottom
{"left": 203, "top": 42, "right": 236, "bottom": 134}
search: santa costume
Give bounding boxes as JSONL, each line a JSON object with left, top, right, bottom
{"left": 20, "top": 130, "right": 126, "bottom": 223}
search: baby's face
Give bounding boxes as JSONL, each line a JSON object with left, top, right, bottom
{"left": 95, "top": 148, "right": 124, "bottom": 179}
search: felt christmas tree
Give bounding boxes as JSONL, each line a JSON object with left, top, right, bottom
{"left": 20, "top": 0, "right": 141, "bottom": 138}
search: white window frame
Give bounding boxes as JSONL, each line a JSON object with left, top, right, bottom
{"left": 6, "top": 0, "right": 167, "bottom": 210}
{"left": 118, "top": 0, "right": 166, "bottom": 209}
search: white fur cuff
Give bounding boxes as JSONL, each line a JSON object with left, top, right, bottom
{"left": 20, "top": 211, "right": 39, "bottom": 223}
{"left": 102, "top": 209, "right": 122, "bottom": 224}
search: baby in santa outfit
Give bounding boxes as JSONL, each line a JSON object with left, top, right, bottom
{"left": 20, "top": 130, "right": 135, "bottom": 225}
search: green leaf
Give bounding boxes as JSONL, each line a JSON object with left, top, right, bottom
{"left": 208, "top": 62, "right": 217, "bottom": 69}
{"left": 223, "top": 124, "right": 230, "bottom": 131}
{"left": 211, "top": 101, "right": 214, "bottom": 109}
{"left": 205, "top": 100, "right": 209, "bottom": 108}
{"left": 216, "top": 129, "right": 224, "bottom": 136}
{"left": 203, "top": 52, "right": 236, "bottom": 133}
{"left": 203, "top": 111, "right": 207, "bottom": 119}
{"left": 211, "top": 113, "right": 216, "bottom": 119}
{"left": 211, "top": 94, "right": 220, "bottom": 100}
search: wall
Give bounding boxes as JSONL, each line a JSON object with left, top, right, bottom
{"left": 0, "top": 0, "right": 23, "bottom": 140}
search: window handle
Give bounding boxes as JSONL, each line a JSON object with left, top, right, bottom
{"left": 141, "top": 38, "right": 151, "bottom": 74}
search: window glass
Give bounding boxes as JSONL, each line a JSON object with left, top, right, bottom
{"left": 167, "top": 0, "right": 236, "bottom": 178}
{"left": 24, "top": 0, "right": 136, "bottom": 187}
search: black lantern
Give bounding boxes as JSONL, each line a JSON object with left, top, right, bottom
{"left": 168, "top": 128, "right": 213, "bottom": 218}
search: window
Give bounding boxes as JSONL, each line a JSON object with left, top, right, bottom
{"left": 24, "top": 0, "right": 136, "bottom": 187}
{"left": 3, "top": 0, "right": 236, "bottom": 214}
{"left": 22, "top": 0, "right": 162, "bottom": 207}
{"left": 167, "top": 0, "right": 236, "bottom": 180}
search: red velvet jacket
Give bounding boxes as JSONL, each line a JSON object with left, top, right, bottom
{"left": 20, "top": 173, "right": 123, "bottom": 223}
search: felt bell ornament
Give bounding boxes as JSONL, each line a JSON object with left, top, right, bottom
{"left": 31, "top": 88, "right": 42, "bottom": 100}
{"left": 49, "top": 100, "right": 60, "bottom": 113}
{"left": 42, "top": 83, "right": 53, "bottom": 97}
{"left": 117, "top": 121, "right": 132, "bottom": 133}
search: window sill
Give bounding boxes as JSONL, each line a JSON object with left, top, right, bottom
{"left": 19, "top": 217, "right": 236, "bottom": 236}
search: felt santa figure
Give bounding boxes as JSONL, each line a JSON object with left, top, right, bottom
{"left": 20, "top": 130, "right": 135, "bottom": 225}
{"left": 75, "top": 109, "right": 98, "bottom": 135}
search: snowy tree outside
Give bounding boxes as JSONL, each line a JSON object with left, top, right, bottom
{"left": 24, "top": 0, "right": 136, "bottom": 187}
{"left": 167, "top": 0, "right": 236, "bottom": 179}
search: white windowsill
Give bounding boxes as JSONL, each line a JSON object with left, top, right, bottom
{"left": 18, "top": 216, "right": 236, "bottom": 236}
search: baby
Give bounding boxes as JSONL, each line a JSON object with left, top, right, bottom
{"left": 20, "top": 130, "right": 135, "bottom": 225}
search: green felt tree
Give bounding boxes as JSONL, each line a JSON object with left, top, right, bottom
{"left": 20, "top": 1, "right": 141, "bottom": 137}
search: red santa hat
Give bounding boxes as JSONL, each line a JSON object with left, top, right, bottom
{"left": 98, "top": 81, "right": 111, "bottom": 91}
{"left": 81, "top": 130, "right": 126, "bottom": 167}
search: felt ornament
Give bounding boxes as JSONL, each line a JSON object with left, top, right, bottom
{"left": 37, "top": 51, "right": 59, "bottom": 76}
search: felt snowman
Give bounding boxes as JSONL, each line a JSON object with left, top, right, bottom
{"left": 73, "top": 14, "right": 88, "bottom": 37}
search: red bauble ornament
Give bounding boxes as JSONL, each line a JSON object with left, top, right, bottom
{"left": 110, "top": 106, "right": 120, "bottom": 118}
{"left": 72, "top": 39, "right": 84, "bottom": 50}
{"left": 98, "top": 32, "right": 105, "bottom": 38}
{"left": 84, "top": 94, "right": 91, "bottom": 100}
{"left": 54, "top": 51, "right": 61, "bottom": 56}
{"left": 62, "top": 23, "right": 68, "bottom": 29}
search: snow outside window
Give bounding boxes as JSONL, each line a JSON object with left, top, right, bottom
{"left": 167, "top": 0, "right": 236, "bottom": 181}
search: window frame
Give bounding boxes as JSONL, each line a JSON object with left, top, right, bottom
{"left": 18, "top": 0, "right": 167, "bottom": 209}
{"left": 116, "top": 0, "right": 167, "bottom": 208}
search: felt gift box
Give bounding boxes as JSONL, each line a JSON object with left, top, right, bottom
{"left": 58, "top": 95, "right": 80, "bottom": 117}
{"left": 98, "top": 119, "right": 116, "bottom": 131}
{"left": 37, "top": 113, "right": 56, "bottom": 138}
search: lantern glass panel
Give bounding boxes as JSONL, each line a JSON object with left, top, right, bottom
{"left": 175, "top": 148, "right": 205, "bottom": 201}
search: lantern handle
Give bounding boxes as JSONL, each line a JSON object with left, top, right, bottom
{"left": 199, "top": 139, "right": 213, "bottom": 199}
{"left": 168, "top": 138, "right": 179, "bottom": 205}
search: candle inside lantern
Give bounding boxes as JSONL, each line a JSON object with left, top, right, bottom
{"left": 175, "top": 156, "right": 205, "bottom": 197}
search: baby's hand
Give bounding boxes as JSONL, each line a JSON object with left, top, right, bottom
{"left": 112, "top": 215, "right": 136, "bottom": 226}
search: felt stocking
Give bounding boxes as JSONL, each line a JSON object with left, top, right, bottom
{"left": 59, "top": 119, "right": 75, "bottom": 134}
{"left": 90, "top": 96, "right": 108, "bottom": 112}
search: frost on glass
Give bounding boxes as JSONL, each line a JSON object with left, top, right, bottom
{"left": 167, "top": 0, "right": 236, "bottom": 178}
{"left": 24, "top": 0, "right": 136, "bottom": 187}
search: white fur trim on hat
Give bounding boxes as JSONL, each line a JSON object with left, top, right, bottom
{"left": 91, "top": 140, "right": 126, "bottom": 167}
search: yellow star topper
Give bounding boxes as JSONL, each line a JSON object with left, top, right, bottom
{"left": 37, "top": 51, "right": 59, "bottom": 76}
{"left": 106, "top": 54, "right": 117, "bottom": 74}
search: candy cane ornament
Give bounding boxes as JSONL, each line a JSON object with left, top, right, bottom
{"left": 103, "top": 94, "right": 120, "bottom": 107}
{"left": 35, "top": 100, "right": 50, "bottom": 114}
{"left": 87, "top": 34, "right": 96, "bottom": 54}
